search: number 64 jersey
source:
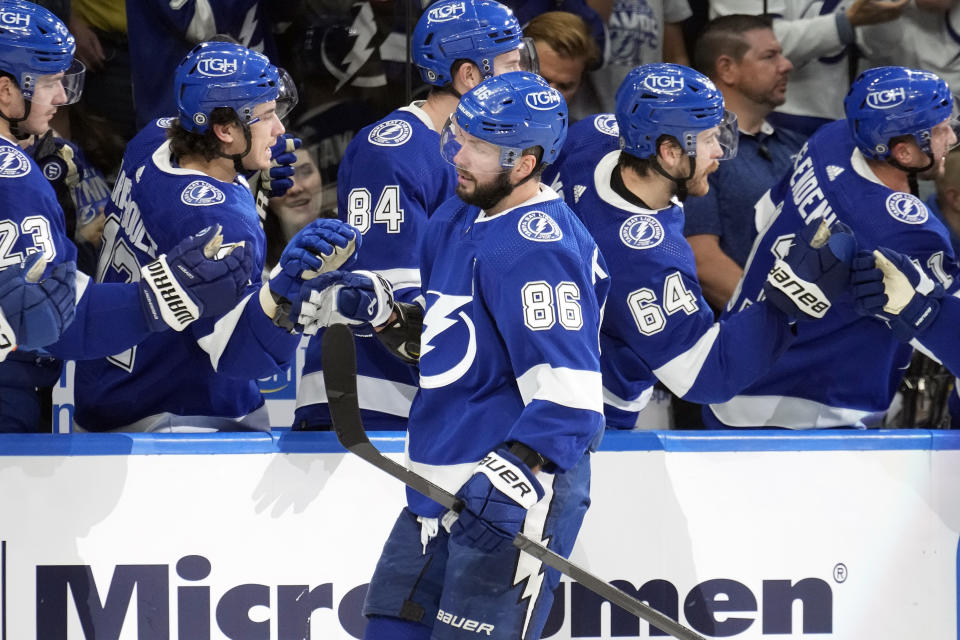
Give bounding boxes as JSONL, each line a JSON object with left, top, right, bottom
{"left": 406, "top": 187, "right": 609, "bottom": 518}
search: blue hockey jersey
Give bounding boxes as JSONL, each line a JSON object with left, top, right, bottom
{"left": 295, "top": 103, "right": 458, "bottom": 429}
{"left": 557, "top": 148, "right": 796, "bottom": 428}
{"left": 542, "top": 113, "right": 619, "bottom": 204}
{"left": 405, "top": 186, "right": 608, "bottom": 517}
{"left": 74, "top": 126, "right": 299, "bottom": 431}
{"left": 127, "top": 0, "right": 274, "bottom": 129}
{"left": 708, "top": 120, "right": 960, "bottom": 428}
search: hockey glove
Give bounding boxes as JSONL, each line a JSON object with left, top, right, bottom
{"left": 295, "top": 270, "right": 394, "bottom": 334}
{"left": 446, "top": 447, "right": 545, "bottom": 552}
{"left": 263, "top": 219, "right": 361, "bottom": 330}
{"left": 0, "top": 254, "right": 76, "bottom": 359}
{"left": 851, "top": 247, "right": 943, "bottom": 342}
{"left": 763, "top": 219, "right": 856, "bottom": 320}
{"left": 139, "top": 224, "right": 252, "bottom": 333}
{"left": 265, "top": 134, "right": 301, "bottom": 198}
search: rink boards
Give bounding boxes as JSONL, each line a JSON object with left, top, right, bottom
{"left": 0, "top": 429, "right": 958, "bottom": 639}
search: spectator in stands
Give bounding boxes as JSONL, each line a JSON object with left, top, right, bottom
{"left": 523, "top": 11, "right": 600, "bottom": 109}
{"left": 265, "top": 140, "right": 329, "bottom": 271}
{"left": 587, "top": 0, "right": 692, "bottom": 112}
{"left": 684, "top": 14, "right": 806, "bottom": 311}
{"left": 709, "top": 0, "right": 908, "bottom": 136}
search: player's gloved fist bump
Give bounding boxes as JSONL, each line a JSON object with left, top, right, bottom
{"left": 267, "top": 219, "right": 361, "bottom": 303}
{"left": 139, "top": 224, "right": 253, "bottom": 333}
{"left": 446, "top": 447, "right": 545, "bottom": 552}
{"left": 0, "top": 254, "right": 77, "bottom": 358}
{"left": 852, "top": 246, "right": 943, "bottom": 341}
{"left": 266, "top": 134, "right": 301, "bottom": 198}
{"left": 295, "top": 270, "right": 394, "bottom": 335}
{"left": 763, "top": 218, "right": 856, "bottom": 320}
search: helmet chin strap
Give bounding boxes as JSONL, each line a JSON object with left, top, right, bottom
{"left": 0, "top": 101, "right": 33, "bottom": 140}
{"left": 651, "top": 154, "right": 696, "bottom": 201}
{"left": 216, "top": 123, "right": 253, "bottom": 175}
{"left": 887, "top": 153, "right": 934, "bottom": 197}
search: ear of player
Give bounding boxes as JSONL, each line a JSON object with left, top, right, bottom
{"left": 763, "top": 219, "right": 857, "bottom": 321}
{"left": 0, "top": 253, "right": 76, "bottom": 361}
{"left": 851, "top": 247, "right": 944, "bottom": 341}
{"left": 444, "top": 447, "right": 546, "bottom": 552}
{"left": 138, "top": 224, "right": 253, "bottom": 333}
{"left": 261, "top": 219, "right": 361, "bottom": 331}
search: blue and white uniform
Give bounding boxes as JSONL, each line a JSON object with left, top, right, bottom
{"left": 557, "top": 147, "right": 796, "bottom": 428}
{"left": 542, "top": 113, "right": 618, "bottom": 205}
{"left": 74, "top": 126, "right": 299, "bottom": 431}
{"left": 364, "top": 187, "right": 608, "bottom": 639}
{"left": 707, "top": 120, "right": 960, "bottom": 428}
{"left": 294, "top": 103, "right": 457, "bottom": 429}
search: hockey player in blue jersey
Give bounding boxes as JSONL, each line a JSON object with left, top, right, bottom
{"left": 294, "top": 0, "right": 538, "bottom": 431}
{"left": 549, "top": 63, "right": 857, "bottom": 428}
{"left": 0, "top": 2, "right": 255, "bottom": 432}
{"left": 707, "top": 66, "right": 960, "bottom": 428}
{"left": 541, "top": 111, "right": 618, "bottom": 203}
{"left": 74, "top": 41, "right": 359, "bottom": 432}
{"left": 296, "top": 72, "right": 607, "bottom": 640}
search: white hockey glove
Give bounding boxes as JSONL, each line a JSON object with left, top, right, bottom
{"left": 294, "top": 270, "right": 395, "bottom": 335}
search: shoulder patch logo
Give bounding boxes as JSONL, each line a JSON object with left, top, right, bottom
{"left": 826, "top": 165, "right": 844, "bottom": 181}
{"left": 593, "top": 114, "right": 619, "bottom": 137}
{"left": 620, "top": 214, "right": 664, "bottom": 249}
{"left": 368, "top": 120, "right": 413, "bottom": 147}
{"left": 181, "top": 180, "right": 226, "bottom": 206}
{"left": 518, "top": 210, "right": 563, "bottom": 242}
{"left": 41, "top": 158, "right": 63, "bottom": 181}
{"left": 885, "top": 192, "right": 927, "bottom": 225}
{"left": 156, "top": 117, "right": 176, "bottom": 128}
{"left": 0, "top": 146, "right": 30, "bottom": 178}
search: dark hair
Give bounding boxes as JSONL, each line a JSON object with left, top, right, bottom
{"left": 523, "top": 145, "right": 546, "bottom": 179}
{"left": 617, "top": 135, "right": 678, "bottom": 175}
{"left": 167, "top": 107, "right": 241, "bottom": 161}
{"left": 694, "top": 14, "right": 773, "bottom": 79}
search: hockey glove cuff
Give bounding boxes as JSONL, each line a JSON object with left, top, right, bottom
{"left": 447, "top": 447, "right": 545, "bottom": 552}
{"left": 852, "top": 247, "right": 943, "bottom": 342}
{"left": 139, "top": 225, "right": 252, "bottom": 332}
{"left": 763, "top": 219, "right": 856, "bottom": 320}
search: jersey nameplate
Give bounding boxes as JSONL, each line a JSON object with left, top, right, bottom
{"left": 517, "top": 211, "right": 563, "bottom": 242}
{"left": 368, "top": 120, "right": 413, "bottom": 147}
{"left": 619, "top": 214, "right": 664, "bottom": 250}
{"left": 181, "top": 180, "right": 226, "bottom": 206}
{"left": 0, "top": 147, "right": 30, "bottom": 178}
{"left": 885, "top": 192, "right": 928, "bottom": 225}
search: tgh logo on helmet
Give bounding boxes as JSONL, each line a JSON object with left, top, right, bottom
{"left": 525, "top": 90, "right": 561, "bottom": 110}
{"left": 866, "top": 87, "right": 906, "bottom": 110}
{"left": 429, "top": 1, "right": 467, "bottom": 23}
{"left": 197, "top": 58, "right": 239, "bottom": 77}
{"left": 0, "top": 9, "right": 29, "bottom": 27}
{"left": 643, "top": 74, "right": 684, "bottom": 94}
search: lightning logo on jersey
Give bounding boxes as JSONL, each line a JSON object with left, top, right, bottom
{"left": 420, "top": 291, "right": 476, "bottom": 389}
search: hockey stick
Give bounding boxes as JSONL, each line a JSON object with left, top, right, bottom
{"left": 320, "top": 324, "right": 706, "bottom": 640}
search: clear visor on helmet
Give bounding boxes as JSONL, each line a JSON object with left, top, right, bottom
{"left": 489, "top": 38, "right": 539, "bottom": 78}
{"left": 945, "top": 101, "right": 960, "bottom": 152}
{"left": 274, "top": 67, "right": 298, "bottom": 121}
{"left": 440, "top": 114, "right": 522, "bottom": 174}
{"left": 684, "top": 110, "right": 738, "bottom": 161}
{"left": 26, "top": 59, "right": 86, "bottom": 107}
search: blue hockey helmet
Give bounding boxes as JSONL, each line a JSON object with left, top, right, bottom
{"left": 615, "top": 63, "right": 738, "bottom": 160}
{"left": 413, "top": 0, "right": 537, "bottom": 87}
{"left": 0, "top": 0, "right": 84, "bottom": 105}
{"left": 844, "top": 66, "right": 958, "bottom": 160}
{"left": 440, "top": 71, "right": 566, "bottom": 170}
{"left": 174, "top": 41, "right": 298, "bottom": 134}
